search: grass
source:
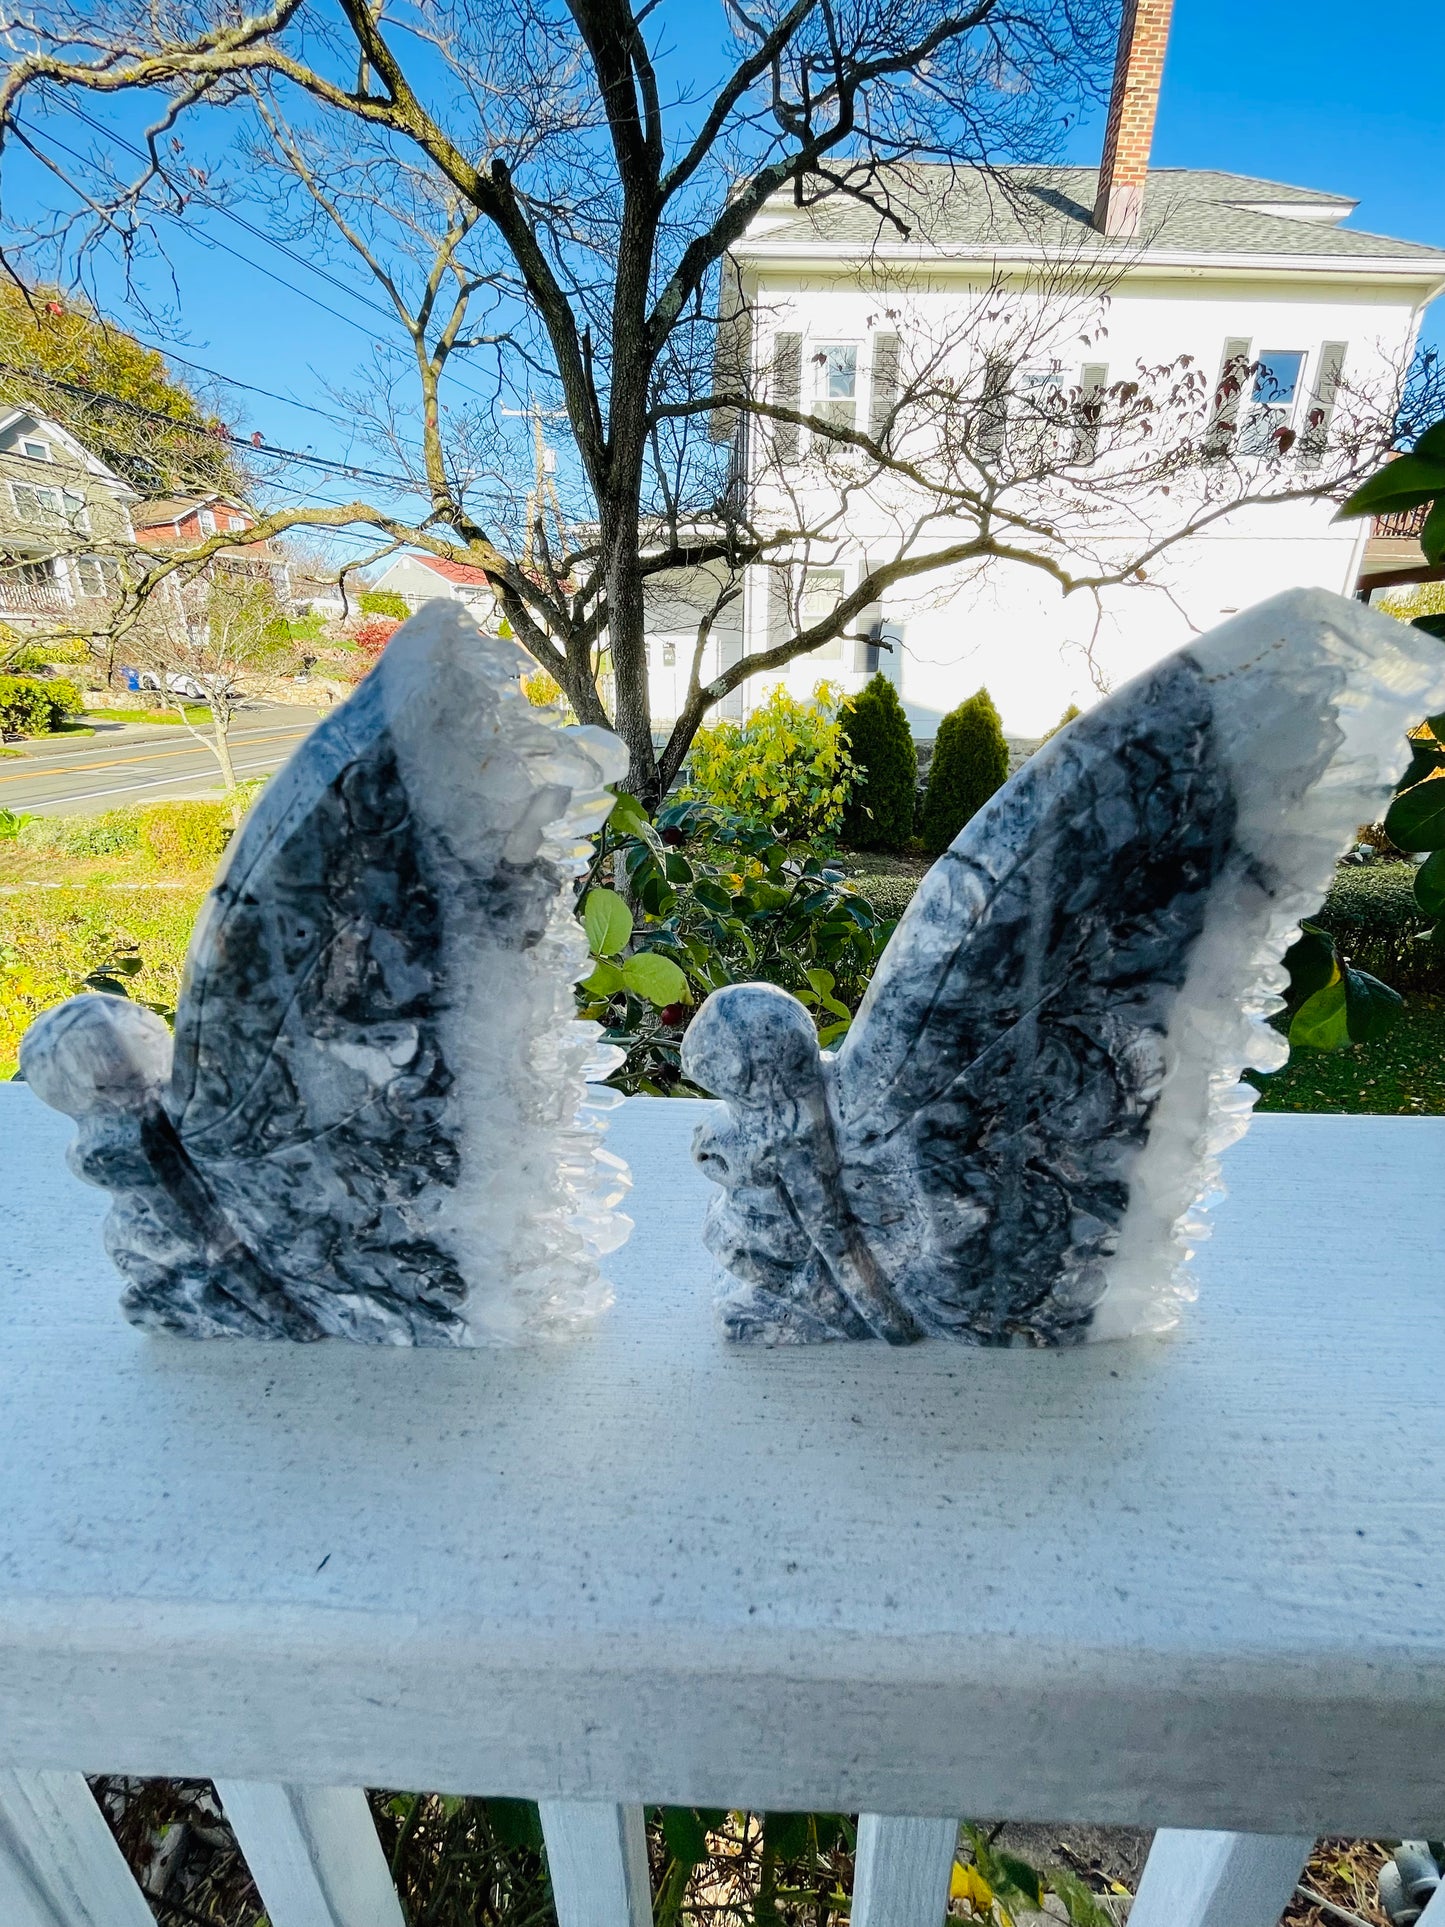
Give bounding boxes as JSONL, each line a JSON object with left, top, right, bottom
{"left": 1246, "top": 994, "right": 1445, "bottom": 1115}
{"left": 83, "top": 704, "right": 213, "bottom": 725}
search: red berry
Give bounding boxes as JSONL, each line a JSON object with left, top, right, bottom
{"left": 659, "top": 1003, "right": 684, "bottom": 1027}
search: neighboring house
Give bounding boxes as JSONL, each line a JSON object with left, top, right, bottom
{"left": 133, "top": 493, "right": 292, "bottom": 607}
{"left": 368, "top": 552, "right": 497, "bottom": 623}
{"left": 132, "top": 492, "right": 255, "bottom": 546}
{"left": 0, "top": 408, "right": 135, "bottom": 630}
{"left": 672, "top": 13, "right": 1445, "bottom": 737}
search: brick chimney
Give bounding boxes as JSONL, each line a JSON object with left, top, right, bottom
{"left": 1092, "top": 0, "right": 1175, "bottom": 239}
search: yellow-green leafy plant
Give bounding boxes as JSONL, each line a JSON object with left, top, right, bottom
{"left": 685, "top": 682, "right": 855, "bottom": 839}
{"left": 521, "top": 666, "right": 566, "bottom": 709}
{"left": 0, "top": 675, "right": 83, "bottom": 735}
{"left": 138, "top": 801, "right": 235, "bottom": 870}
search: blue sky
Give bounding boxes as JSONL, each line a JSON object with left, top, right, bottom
{"left": 12, "top": 0, "right": 1444, "bottom": 521}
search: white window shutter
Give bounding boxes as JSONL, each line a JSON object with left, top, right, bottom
{"left": 869, "top": 334, "right": 900, "bottom": 448}
{"left": 1207, "top": 336, "right": 1252, "bottom": 458}
{"left": 771, "top": 332, "right": 802, "bottom": 463}
{"left": 1299, "top": 341, "right": 1347, "bottom": 468}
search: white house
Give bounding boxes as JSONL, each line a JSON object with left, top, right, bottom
{"left": 655, "top": 8, "right": 1445, "bottom": 739}
{"left": 368, "top": 551, "right": 497, "bottom": 622}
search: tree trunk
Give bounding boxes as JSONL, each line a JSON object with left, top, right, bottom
{"left": 604, "top": 522, "right": 661, "bottom": 806}
{"left": 209, "top": 714, "right": 238, "bottom": 796}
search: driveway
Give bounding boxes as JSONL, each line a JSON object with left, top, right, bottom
{"left": 0, "top": 706, "right": 322, "bottom": 815}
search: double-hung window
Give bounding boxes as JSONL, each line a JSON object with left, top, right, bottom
{"left": 1238, "top": 350, "right": 1306, "bottom": 455}
{"left": 74, "top": 554, "right": 118, "bottom": 597}
{"left": 813, "top": 344, "right": 859, "bottom": 432}
{"left": 11, "top": 482, "right": 89, "bottom": 528}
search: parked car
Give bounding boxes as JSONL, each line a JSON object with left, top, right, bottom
{"left": 136, "top": 670, "right": 239, "bottom": 702}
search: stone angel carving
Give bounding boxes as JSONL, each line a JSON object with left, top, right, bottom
{"left": 683, "top": 589, "right": 1445, "bottom": 1348}
{"left": 20, "top": 604, "right": 632, "bottom": 1343}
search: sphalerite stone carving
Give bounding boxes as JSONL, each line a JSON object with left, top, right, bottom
{"left": 20, "top": 603, "right": 632, "bottom": 1342}
{"left": 683, "top": 588, "right": 1445, "bottom": 1348}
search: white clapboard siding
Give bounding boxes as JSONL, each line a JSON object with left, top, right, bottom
{"left": 852, "top": 1815, "right": 958, "bottom": 1927}
{"left": 1128, "top": 1829, "right": 1315, "bottom": 1927}
{"left": 215, "top": 1781, "right": 405, "bottom": 1927}
{"left": 539, "top": 1803, "right": 653, "bottom": 1927}
{"left": 0, "top": 1770, "right": 154, "bottom": 1927}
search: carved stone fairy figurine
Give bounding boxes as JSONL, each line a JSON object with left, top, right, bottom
{"left": 21, "top": 603, "right": 632, "bottom": 1343}
{"left": 683, "top": 588, "right": 1445, "bottom": 1348}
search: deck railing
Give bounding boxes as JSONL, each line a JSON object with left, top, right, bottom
{"left": 1, "top": 1091, "right": 1442, "bottom": 1927}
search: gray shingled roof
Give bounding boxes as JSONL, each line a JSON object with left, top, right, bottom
{"left": 739, "top": 166, "right": 1445, "bottom": 266}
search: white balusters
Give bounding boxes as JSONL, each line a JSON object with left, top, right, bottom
{"left": 1128, "top": 1828, "right": 1315, "bottom": 1927}
{"left": 0, "top": 1769, "right": 154, "bottom": 1927}
{"left": 851, "top": 1815, "right": 959, "bottom": 1927}
{"left": 214, "top": 1780, "right": 405, "bottom": 1927}
{"left": 539, "top": 1801, "right": 653, "bottom": 1927}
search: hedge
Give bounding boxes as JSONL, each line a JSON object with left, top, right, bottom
{"left": 846, "top": 858, "right": 1444, "bottom": 992}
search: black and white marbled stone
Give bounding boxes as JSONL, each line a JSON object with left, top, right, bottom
{"left": 21, "top": 603, "right": 631, "bottom": 1343}
{"left": 683, "top": 589, "right": 1445, "bottom": 1348}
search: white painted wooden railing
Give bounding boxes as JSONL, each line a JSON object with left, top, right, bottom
{"left": 2, "top": 1091, "right": 1443, "bottom": 1927}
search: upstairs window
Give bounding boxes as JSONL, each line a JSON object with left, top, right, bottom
{"left": 198, "top": 508, "right": 217, "bottom": 535}
{"left": 1238, "top": 350, "right": 1305, "bottom": 455}
{"left": 813, "top": 344, "right": 859, "bottom": 432}
{"left": 1012, "top": 367, "right": 1069, "bottom": 467}
{"left": 11, "top": 482, "right": 88, "bottom": 528}
{"left": 21, "top": 440, "right": 49, "bottom": 461}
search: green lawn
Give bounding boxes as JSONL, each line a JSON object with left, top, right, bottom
{"left": 83, "top": 705, "right": 212, "bottom": 725}
{"left": 1247, "top": 994, "right": 1445, "bottom": 1115}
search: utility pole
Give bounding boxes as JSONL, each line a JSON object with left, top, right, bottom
{"left": 501, "top": 401, "right": 568, "bottom": 569}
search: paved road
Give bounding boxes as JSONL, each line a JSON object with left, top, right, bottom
{"left": 0, "top": 707, "right": 322, "bottom": 815}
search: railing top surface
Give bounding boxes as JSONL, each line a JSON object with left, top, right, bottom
{"left": 1, "top": 1089, "right": 1443, "bottom": 1833}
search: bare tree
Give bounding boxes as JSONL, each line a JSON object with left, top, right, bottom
{"left": 128, "top": 566, "right": 297, "bottom": 794}
{"left": 0, "top": 0, "right": 1427, "bottom": 803}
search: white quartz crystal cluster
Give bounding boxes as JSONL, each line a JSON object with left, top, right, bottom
{"left": 684, "top": 590, "right": 1445, "bottom": 1349}
{"left": 21, "top": 602, "right": 633, "bottom": 1344}
{"left": 1094, "top": 590, "right": 1445, "bottom": 1337}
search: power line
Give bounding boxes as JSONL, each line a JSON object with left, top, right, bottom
{"left": 42, "top": 102, "right": 499, "bottom": 410}
{"left": 0, "top": 355, "right": 427, "bottom": 492}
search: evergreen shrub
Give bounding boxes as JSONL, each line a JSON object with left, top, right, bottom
{"left": 839, "top": 674, "right": 916, "bottom": 850}
{"left": 918, "top": 687, "right": 1009, "bottom": 854}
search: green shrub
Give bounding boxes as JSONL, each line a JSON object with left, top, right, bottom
{"left": 850, "top": 872, "right": 919, "bottom": 919}
{"left": 685, "top": 682, "right": 855, "bottom": 839}
{"left": 16, "top": 807, "right": 143, "bottom": 856}
{"left": 138, "top": 801, "right": 234, "bottom": 870}
{"left": 577, "top": 796, "right": 897, "bottom": 1092}
{"left": 0, "top": 674, "right": 83, "bottom": 735}
{"left": 918, "top": 687, "right": 1009, "bottom": 854}
{"left": 1314, "top": 862, "right": 1445, "bottom": 992}
{"left": 1041, "top": 702, "right": 1082, "bottom": 743}
{"left": 360, "top": 589, "right": 410, "bottom": 620}
{"left": 1, "top": 883, "right": 205, "bottom": 1077}
{"left": 839, "top": 674, "right": 916, "bottom": 851}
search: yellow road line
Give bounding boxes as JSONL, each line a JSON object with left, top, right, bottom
{"left": 0, "top": 727, "right": 311, "bottom": 788}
